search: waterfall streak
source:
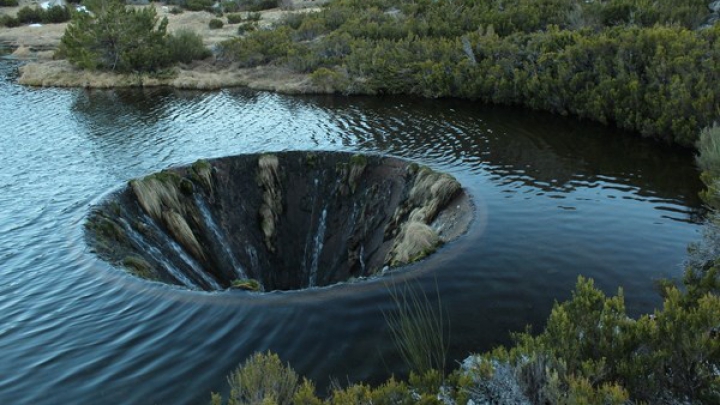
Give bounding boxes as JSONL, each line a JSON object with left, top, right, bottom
{"left": 194, "top": 195, "right": 247, "bottom": 279}
{"left": 117, "top": 219, "right": 199, "bottom": 289}
{"left": 141, "top": 213, "right": 223, "bottom": 290}
{"left": 308, "top": 207, "right": 328, "bottom": 287}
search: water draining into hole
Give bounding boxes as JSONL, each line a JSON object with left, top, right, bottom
{"left": 85, "top": 151, "right": 473, "bottom": 292}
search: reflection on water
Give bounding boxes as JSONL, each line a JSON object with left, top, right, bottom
{"left": 0, "top": 59, "right": 706, "bottom": 404}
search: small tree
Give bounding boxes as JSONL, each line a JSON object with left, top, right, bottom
{"left": 59, "top": 0, "right": 172, "bottom": 72}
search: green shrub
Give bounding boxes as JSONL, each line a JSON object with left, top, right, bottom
{"left": 246, "top": 11, "right": 261, "bottom": 21}
{"left": 221, "top": 0, "right": 241, "bottom": 13}
{"left": 185, "top": 0, "right": 213, "bottom": 11}
{"left": 41, "top": 5, "right": 71, "bottom": 24}
{"left": 0, "top": 14, "right": 20, "bottom": 27}
{"left": 490, "top": 276, "right": 720, "bottom": 403}
{"left": 236, "top": 21, "right": 256, "bottom": 35}
{"left": 244, "top": 0, "right": 277, "bottom": 12}
{"left": 227, "top": 0, "right": 718, "bottom": 145}
{"left": 208, "top": 18, "right": 224, "bottom": 29}
{"left": 226, "top": 12, "right": 243, "bottom": 24}
{"left": 218, "top": 26, "right": 292, "bottom": 66}
{"left": 697, "top": 125, "right": 720, "bottom": 178}
{"left": 59, "top": 0, "right": 172, "bottom": 72}
{"left": 697, "top": 125, "right": 720, "bottom": 209}
{"left": 16, "top": 6, "right": 43, "bottom": 24}
{"left": 225, "top": 352, "right": 299, "bottom": 405}
{"left": 0, "top": 0, "right": 18, "bottom": 7}
{"left": 169, "top": 6, "right": 184, "bottom": 14}
{"left": 167, "top": 29, "right": 212, "bottom": 63}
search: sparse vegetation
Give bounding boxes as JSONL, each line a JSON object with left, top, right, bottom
{"left": 383, "top": 280, "right": 447, "bottom": 379}
{"left": 122, "top": 255, "right": 157, "bottom": 279}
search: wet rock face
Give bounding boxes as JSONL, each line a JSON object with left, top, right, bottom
{"left": 85, "top": 152, "right": 472, "bottom": 292}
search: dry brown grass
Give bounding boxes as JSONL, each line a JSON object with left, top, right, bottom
{"left": 387, "top": 221, "right": 440, "bottom": 266}
{"left": 258, "top": 154, "right": 282, "bottom": 251}
{"left": 131, "top": 176, "right": 185, "bottom": 220}
{"left": 162, "top": 210, "right": 206, "bottom": 261}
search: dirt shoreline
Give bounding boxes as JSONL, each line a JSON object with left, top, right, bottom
{"left": 0, "top": 0, "right": 326, "bottom": 91}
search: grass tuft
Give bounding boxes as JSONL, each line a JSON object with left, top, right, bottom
{"left": 383, "top": 280, "right": 448, "bottom": 379}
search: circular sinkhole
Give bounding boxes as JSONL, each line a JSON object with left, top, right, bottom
{"left": 85, "top": 151, "right": 473, "bottom": 292}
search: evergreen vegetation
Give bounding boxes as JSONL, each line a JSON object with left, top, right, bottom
{"left": 209, "top": 18, "right": 225, "bottom": 29}
{"left": 218, "top": 0, "right": 719, "bottom": 146}
{"left": 212, "top": 270, "right": 720, "bottom": 404}
{"left": 58, "top": 0, "right": 210, "bottom": 73}
{"left": 0, "top": 5, "right": 71, "bottom": 26}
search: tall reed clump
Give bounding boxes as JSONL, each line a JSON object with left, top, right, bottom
{"left": 383, "top": 280, "right": 448, "bottom": 379}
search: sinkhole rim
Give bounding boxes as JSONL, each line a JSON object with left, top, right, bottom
{"left": 84, "top": 150, "right": 474, "bottom": 294}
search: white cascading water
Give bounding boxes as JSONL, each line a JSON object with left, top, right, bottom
{"left": 308, "top": 206, "right": 328, "bottom": 287}
{"left": 118, "top": 218, "right": 199, "bottom": 289}
{"left": 140, "top": 213, "right": 223, "bottom": 290}
{"left": 359, "top": 244, "right": 366, "bottom": 273}
{"left": 194, "top": 195, "right": 248, "bottom": 279}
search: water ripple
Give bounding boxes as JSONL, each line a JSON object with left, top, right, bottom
{"left": 0, "top": 59, "right": 707, "bottom": 404}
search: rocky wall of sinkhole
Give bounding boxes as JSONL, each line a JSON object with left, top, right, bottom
{"left": 85, "top": 151, "right": 473, "bottom": 292}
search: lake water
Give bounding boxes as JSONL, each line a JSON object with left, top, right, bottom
{"left": 0, "top": 58, "right": 706, "bottom": 404}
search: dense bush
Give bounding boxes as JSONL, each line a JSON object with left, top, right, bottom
{"left": 245, "top": 11, "right": 261, "bottom": 21}
{"left": 226, "top": 12, "right": 244, "bottom": 24}
{"left": 0, "top": 0, "right": 18, "bottom": 7}
{"left": 0, "top": 14, "right": 19, "bottom": 27}
{"left": 59, "top": 0, "right": 210, "bottom": 72}
{"left": 16, "top": 6, "right": 43, "bottom": 24}
{"left": 236, "top": 22, "right": 256, "bottom": 35}
{"left": 185, "top": 0, "right": 213, "bottom": 12}
{"left": 697, "top": 126, "right": 720, "bottom": 210}
{"left": 41, "top": 5, "right": 71, "bottom": 23}
{"left": 483, "top": 277, "right": 720, "bottom": 403}
{"left": 166, "top": 29, "right": 212, "bottom": 63}
{"left": 228, "top": 0, "right": 277, "bottom": 12}
{"left": 13, "top": 5, "right": 70, "bottom": 25}
{"left": 218, "top": 0, "right": 719, "bottom": 146}
{"left": 208, "top": 18, "right": 224, "bottom": 29}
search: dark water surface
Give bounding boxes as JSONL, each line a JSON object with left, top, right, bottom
{"left": 0, "top": 59, "right": 706, "bottom": 404}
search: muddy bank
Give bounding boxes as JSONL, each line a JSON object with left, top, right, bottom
{"left": 86, "top": 151, "right": 472, "bottom": 292}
